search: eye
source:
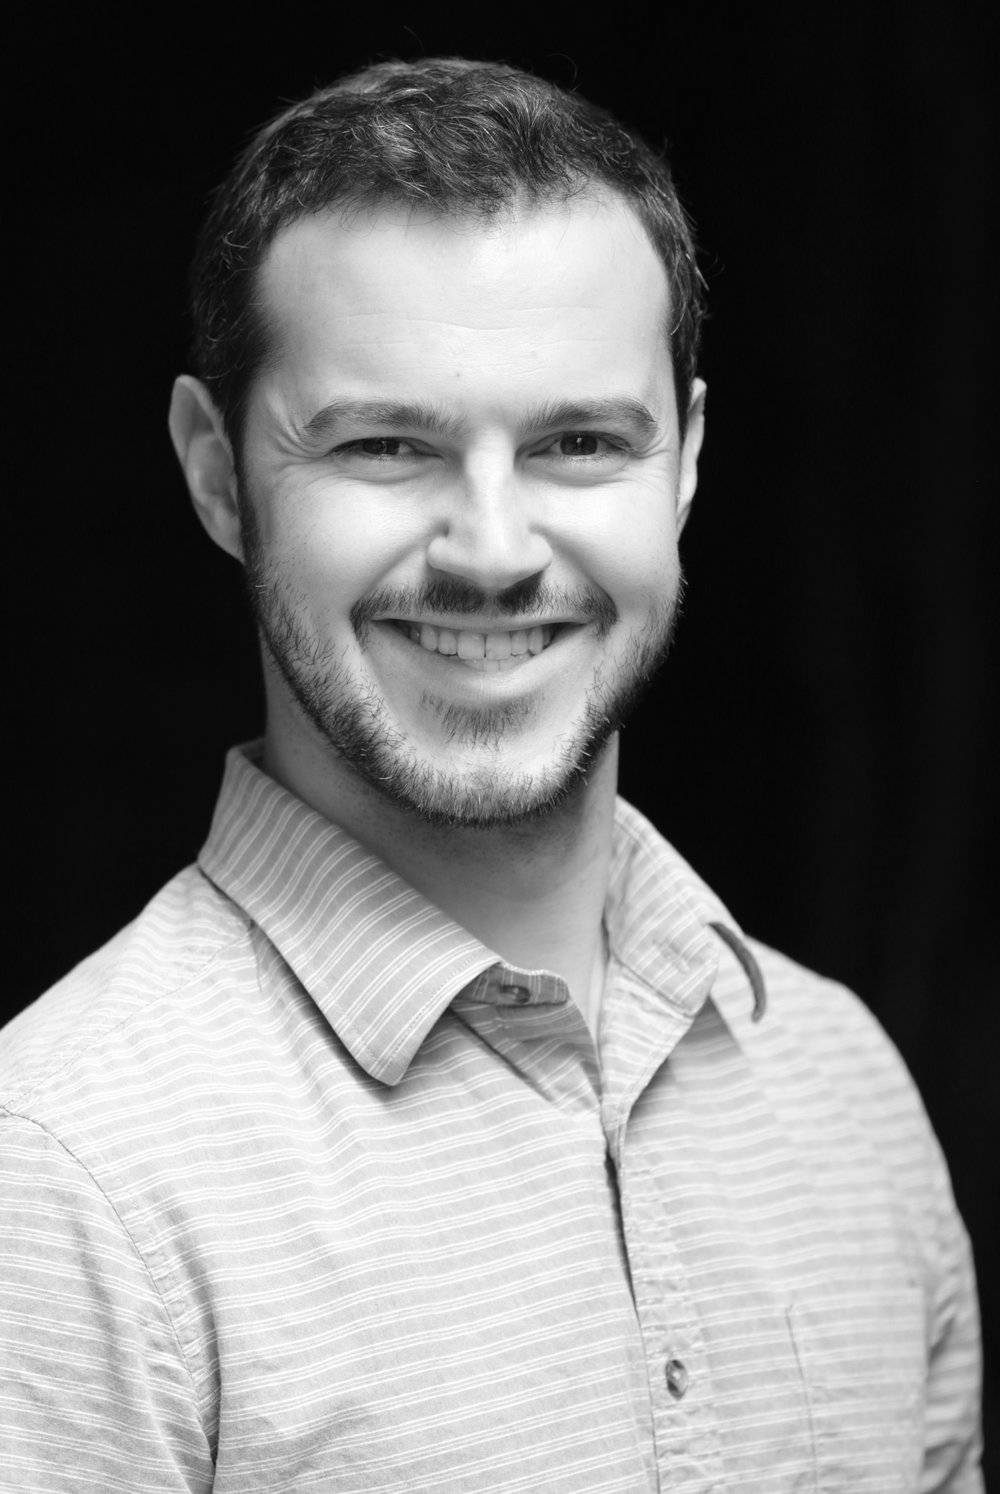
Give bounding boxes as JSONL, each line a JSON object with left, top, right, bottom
{"left": 532, "top": 431, "right": 631, "bottom": 471}
{"left": 556, "top": 432, "right": 608, "bottom": 458}
{"left": 335, "top": 437, "right": 411, "bottom": 461}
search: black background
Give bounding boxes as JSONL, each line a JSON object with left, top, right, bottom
{"left": 7, "top": 1, "right": 998, "bottom": 1476}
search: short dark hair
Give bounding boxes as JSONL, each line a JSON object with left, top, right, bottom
{"left": 190, "top": 57, "right": 705, "bottom": 450}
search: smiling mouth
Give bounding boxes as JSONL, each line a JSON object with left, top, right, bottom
{"left": 391, "top": 621, "right": 557, "bottom": 672}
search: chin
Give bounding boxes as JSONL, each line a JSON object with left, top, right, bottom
{"left": 367, "top": 742, "right": 609, "bottom": 830}
{"left": 319, "top": 696, "right": 615, "bottom": 829}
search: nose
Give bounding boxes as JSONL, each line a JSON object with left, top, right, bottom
{"left": 425, "top": 460, "right": 553, "bottom": 592}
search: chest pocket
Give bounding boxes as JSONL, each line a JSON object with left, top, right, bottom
{"left": 789, "top": 1281, "right": 927, "bottom": 1493}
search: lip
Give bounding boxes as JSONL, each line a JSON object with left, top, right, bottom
{"left": 386, "top": 616, "right": 576, "bottom": 633}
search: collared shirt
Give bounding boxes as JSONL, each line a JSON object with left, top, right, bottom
{"left": 0, "top": 743, "right": 982, "bottom": 1492}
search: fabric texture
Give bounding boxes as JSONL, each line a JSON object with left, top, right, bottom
{"left": 0, "top": 742, "right": 982, "bottom": 1492}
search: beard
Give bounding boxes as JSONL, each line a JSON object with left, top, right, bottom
{"left": 240, "top": 499, "right": 682, "bottom": 830}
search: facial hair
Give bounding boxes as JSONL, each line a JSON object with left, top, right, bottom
{"left": 240, "top": 496, "right": 683, "bottom": 829}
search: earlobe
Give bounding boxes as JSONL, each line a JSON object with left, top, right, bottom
{"left": 168, "top": 375, "right": 244, "bottom": 561}
{"left": 677, "top": 378, "right": 707, "bottom": 534}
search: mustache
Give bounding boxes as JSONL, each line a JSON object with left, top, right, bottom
{"left": 352, "top": 578, "right": 618, "bottom": 639}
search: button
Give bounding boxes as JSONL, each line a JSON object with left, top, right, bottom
{"left": 499, "top": 983, "right": 532, "bottom": 1003}
{"left": 665, "top": 1358, "right": 689, "bottom": 1399}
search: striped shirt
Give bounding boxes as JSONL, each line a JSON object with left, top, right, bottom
{"left": 0, "top": 742, "right": 982, "bottom": 1492}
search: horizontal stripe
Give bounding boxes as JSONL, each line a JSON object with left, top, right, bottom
{"left": 0, "top": 741, "right": 982, "bottom": 1492}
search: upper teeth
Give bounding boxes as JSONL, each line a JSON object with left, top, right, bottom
{"left": 402, "top": 623, "right": 554, "bottom": 659}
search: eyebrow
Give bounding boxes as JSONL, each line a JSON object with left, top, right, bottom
{"left": 525, "top": 398, "right": 660, "bottom": 440}
{"left": 300, "top": 395, "right": 661, "bottom": 444}
{"left": 302, "top": 399, "right": 463, "bottom": 442}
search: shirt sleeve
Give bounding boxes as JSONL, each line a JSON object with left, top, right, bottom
{"left": 918, "top": 1124, "right": 984, "bottom": 1493}
{"left": 0, "top": 1113, "right": 214, "bottom": 1493}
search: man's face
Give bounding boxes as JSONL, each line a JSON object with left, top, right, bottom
{"left": 238, "top": 193, "right": 704, "bottom": 827}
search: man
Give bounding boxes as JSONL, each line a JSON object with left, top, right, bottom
{"left": 1, "top": 57, "right": 982, "bottom": 1492}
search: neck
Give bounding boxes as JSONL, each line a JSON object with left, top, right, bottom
{"left": 263, "top": 724, "right": 618, "bottom": 1028}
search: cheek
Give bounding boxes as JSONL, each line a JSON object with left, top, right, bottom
{"left": 265, "top": 484, "right": 425, "bottom": 616}
{"left": 555, "top": 483, "right": 681, "bottom": 608}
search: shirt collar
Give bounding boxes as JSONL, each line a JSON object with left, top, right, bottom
{"left": 198, "top": 743, "right": 498, "bottom": 1086}
{"left": 198, "top": 744, "right": 762, "bottom": 1087}
{"left": 605, "top": 797, "right": 747, "bottom": 1010}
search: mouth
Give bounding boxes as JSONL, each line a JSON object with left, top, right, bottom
{"left": 390, "top": 620, "right": 558, "bottom": 673}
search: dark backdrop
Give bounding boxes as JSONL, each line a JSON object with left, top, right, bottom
{"left": 7, "top": 2, "right": 997, "bottom": 1475}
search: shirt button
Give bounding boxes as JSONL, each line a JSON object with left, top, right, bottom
{"left": 665, "top": 1358, "right": 689, "bottom": 1400}
{"left": 500, "top": 983, "right": 532, "bottom": 1003}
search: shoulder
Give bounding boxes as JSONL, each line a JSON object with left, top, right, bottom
{"left": 743, "top": 937, "right": 923, "bottom": 1114}
{"left": 733, "top": 937, "right": 962, "bottom": 1247}
{"left": 0, "top": 864, "right": 257, "bottom": 1124}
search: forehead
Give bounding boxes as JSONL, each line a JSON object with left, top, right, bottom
{"left": 254, "top": 193, "right": 674, "bottom": 416}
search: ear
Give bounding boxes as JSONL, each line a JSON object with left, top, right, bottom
{"left": 676, "top": 378, "right": 707, "bottom": 535}
{"left": 168, "top": 375, "right": 244, "bottom": 561}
